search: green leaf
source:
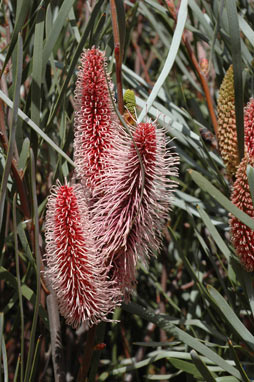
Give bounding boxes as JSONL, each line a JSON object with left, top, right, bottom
{"left": 247, "top": 165, "right": 254, "bottom": 208}
{"left": 0, "top": 90, "right": 74, "bottom": 167}
{"left": 42, "top": 0, "right": 76, "bottom": 70}
{"left": 122, "top": 302, "right": 241, "bottom": 379}
{"left": 31, "top": 7, "right": 44, "bottom": 126}
{"left": 207, "top": 285, "right": 254, "bottom": 351}
{"left": 190, "top": 350, "right": 217, "bottom": 382}
{"left": 226, "top": 0, "right": 244, "bottom": 161}
{"left": 0, "top": 34, "right": 23, "bottom": 232}
{"left": 46, "top": 0, "right": 104, "bottom": 127}
{"left": 189, "top": 169, "right": 254, "bottom": 230}
{"left": 18, "top": 138, "right": 30, "bottom": 171}
{"left": 138, "top": 0, "right": 188, "bottom": 122}
{"left": 0, "top": 267, "right": 48, "bottom": 329}
{"left": 169, "top": 358, "right": 201, "bottom": 379}
{"left": 197, "top": 205, "right": 231, "bottom": 262}
{"left": 0, "top": 0, "right": 30, "bottom": 76}
{"left": 24, "top": 149, "right": 41, "bottom": 382}
{"left": 13, "top": 195, "right": 24, "bottom": 381}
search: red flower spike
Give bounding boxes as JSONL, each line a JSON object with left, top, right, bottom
{"left": 74, "top": 48, "right": 119, "bottom": 192}
{"left": 44, "top": 181, "right": 121, "bottom": 328}
{"left": 230, "top": 154, "right": 254, "bottom": 271}
{"left": 91, "top": 122, "right": 179, "bottom": 295}
{"left": 245, "top": 98, "right": 254, "bottom": 156}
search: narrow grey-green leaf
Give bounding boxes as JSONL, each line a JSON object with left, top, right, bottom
{"left": 18, "top": 138, "right": 30, "bottom": 171}
{"left": 24, "top": 149, "right": 41, "bottom": 382}
{"left": 0, "top": 266, "right": 48, "bottom": 328}
{"left": 1, "top": 0, "right": 29, "bottom": 76}
{"left": 190, "top": 350, "right": 217, "bottom": 382}
{"left": 0, "top": 90, "right": 74, "bottom": 167}
{"left": 190, "top": 169, "right": 254, "bottom": 230}
{"left": 42, "top": 0, "right": 76, "bottom": 70}
{"left": 0, "top": 312, "right": 3, "bottom": 381}
{"left": 226, "top": 0, "right": 244, "bottom": 161}
{"left": 197, "top": 205, "right": 231, "bottom": 262}
{"left": 138, "top": 0, "right": 188, "bottom": 122}
{"left": 122, "top": 302, "right": 241, "bottom": 379}
{"left": 247, "top": 165, "right": 254, "bottom": 208}
{"left": 0, "top": 34, "right": 22, "bottom": 231}
{"left": 13, "top": 195, "right": 24, "bottom": 381}
{"left": 31, "top": 7, "right": 44, "bottom": 126}
{"left": 208, "top": 285, "right": 254, "bottom": 351}
{"left": 46, "top": 0, "right": 104, "bottom": 126}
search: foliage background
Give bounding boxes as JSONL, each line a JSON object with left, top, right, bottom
{"left": 1, "top": 0, "right": 254, "bottom": 381}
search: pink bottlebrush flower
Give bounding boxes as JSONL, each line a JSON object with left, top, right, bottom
{"left": 74, "top": 48, "right": 119, "bottom": 192}
{"left": 230, "top": 154, "right": 254, "bottom": 271}
{"left": 44, "top": 181, "right": 121, "bottom": 328}
{"left": 245, "top": 98, "right": 254, "bottom": 156}
{"left": 91, "top": 122, "right": 179, "bottom": 295}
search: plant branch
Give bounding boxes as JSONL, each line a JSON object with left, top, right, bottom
{"left": 0, "top": 100, "right": 30, "bottom": 219}
{"left": 77, "top": 325, "right": 97, "bottom": 382}
{"left": 110, "top": 0, "right": 124, "bottom": 114}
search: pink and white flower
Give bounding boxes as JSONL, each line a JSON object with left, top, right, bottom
{"left": 44, "top": 181, "right": 121, "bottom": 328}
{"left": 91, "top": 122, "right": 179, "bottom": 295}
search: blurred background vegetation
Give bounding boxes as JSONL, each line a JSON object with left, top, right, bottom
{"left": 1, "top": 0, "right": 254, "bottom": 381}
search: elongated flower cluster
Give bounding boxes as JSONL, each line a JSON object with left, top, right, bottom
{"left": 229, "top": 96, "right": 254, "bottom": 270}
{"left": 44, "top": 182, "right": 120, "bottom": 328}
{"left": 44, "top": 47, "right": 179, "bottom": 327}
{"left": 91, "top": 122, "right": 179, "bottom": 294}
{"left": 244, "top": 98, "right": 254, "bottom": 156}
{"left": 217, "top": 65, "right": 239, "bottom": 177}
{"left": 230, "top": 155, "right": 254, "bottom": 271}
{"left": 74, "top": 48, "right": 119, "bottom": 191}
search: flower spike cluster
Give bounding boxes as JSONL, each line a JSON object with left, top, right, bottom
{"left": 44, "top": 47, "right": 179, "bottom": 327}
{"left": 217, "top": 65, "right": 239, "bottom": 178}
{"left": 74, "top": 48, "right": 119, "bottom": 192}
{"left": 91, "top": 122, "right": 179, "bottom": 295}
{"left": 44, "top": 181, "right": 120, "bottom": 328}
{"left": 229, "top": 96, "right": 254, "bottom": 270}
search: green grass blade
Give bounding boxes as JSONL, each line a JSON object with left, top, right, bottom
{"left": 13, "top": 194, "right": 24, "bottom": 381}
{"left": 0, "top": 34, "right": 22, "bottom": 232}
{"left": 24, "top": 149, "right": 41, "bottom": 382}
{"left": 0, "top": 90, "right": 74, "bottom": 167}
{"left": 226, "top": 0, "right": 244, "bottom": 161}
{"left": 189, "top": 169, "right": 254, "bottom": 230}
{"left": 137, "top": 0, "right": 188, "bottom": 122}
{"left": 207, "top": 285, "right": 254, "bottom": 351}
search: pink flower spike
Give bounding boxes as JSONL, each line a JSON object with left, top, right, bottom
{"left": 230, "top": 154, "right": 254, "bottom": 271}
{"left": 44, "top": 181, "right": 121, "bottom": 328}
{"left": 91, "top": 122, "right": 179, "bottom": 295}
{"left": 244, "top": 98, "right": 254, "bottom": 157}
{"left": 74, "top": 48, "right": 119, "bottom": 192}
